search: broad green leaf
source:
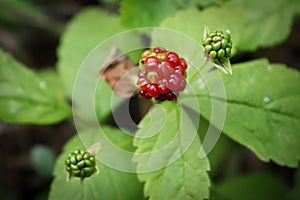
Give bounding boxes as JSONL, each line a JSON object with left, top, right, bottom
{"left": 159, "top": 0, "right": 300, "bottom": 53}
{"left": 57, "top": 7, "right": 142, "bottom": 97}
{"left": 37, "top": 68, "right": 68, "bottom": 102}
{"left": 49, "top": 127, "right": 144, "bottom": 200}
{"left": 190, "top": 59, "right": 300, "bottom": 167}
{"left": 213, "top": 172, "right": 286, "bottom": 200}
{"left": 0, "top": 50, "right": 71, "bottom": 124}
{"left": 133, "top": 102, "right": 210, "bottom": 200}
{"left": 120, "top": 0, "right": 177, "bottom": 28}
{"left": 198, "top": 117, "right": 233, "bottom": 177}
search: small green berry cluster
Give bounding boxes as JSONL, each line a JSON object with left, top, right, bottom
{"left": 65, "top": 149, "right": 97, "bottom": 180}
{"left": 203, "top": 30, "right": 232, "bottom": 63}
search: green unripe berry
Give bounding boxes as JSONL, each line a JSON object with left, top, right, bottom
{"left": 89, "top": 156, "right": 95, "bottom": 162}
{"left": 225, "top": 47, "right": 231, "bottom": 57}
{"left": 83, "top": 167, "right": 95, "bottom": 174}
{"left": 77, "top": 160, "right": 85, "bottom": 168}
{"left": 205, "top": 45, "right": 212, "bottom": 52}
{"left": 202, "top": 26, "right": 233, "bottom": 74}
{"left": 84, "top": 159, "right": 92, "bottom": 167}
{"left": 213, "top": 36, "right": 222, "bottom": 42}
{"left": 65, "top": 159, "right": 70, "bottom": 165}
{"left": 210, "top": 51, "right": 217, "bottom": 59}
{"left": 83, "top": 153, "right": 90, "bottom": 159}
{"left": 72, "top": 170, "right": 81, "bottom": 176}
{"left": 65, "top": 149, "right": 97, "bottom": 180}
{"left": 212, "top": 42, "right": 221, "bottom": 51}
{"left": 203, "top": 38, "right": 212, "bottom": 45}
{"left": 77, "top": 154, "right": 82, "bottom": 161}
{"left": 70, "top": 164, "right": 78, "bottom": 170}
{"left": 202, "top": 27, "right": 232, "bottom": 62}
{"left": 217, "top": 49, "right": 225, "bottom": 59}
{"left": 221, "top": 39, "right": 228, "bottom": 49}
{"left": 70, "top": 155, "right": 77, "bottom": 164}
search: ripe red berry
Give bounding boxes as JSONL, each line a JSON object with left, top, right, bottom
{"left": 179, "top": 58, "right": 188, "bottom": 70}
{"left": 165, "top": 92, "right": 178, "bottom": 101}
{"left": 144, "top": 57, "right": 158, "bottom": 71}
{"left": 137, "top": 47, "right": 188, "bottom": 101}
{"left": 139, "top": 90, "right": 152, "bottom": 99}
{"left": 146, "top": 83, "right": 160, "bottom": 98}
{"left": 157, "top": 83, "right": 170, "bottom": 94}
{"left": 167, "top": 52, "right": 180, "bottom": 67}
{"left": 153, "top": 47, "right": 166, "bottom": 53}
{"left": 174, "top": 66, "right": 185, "bottom": 76}
{"left": 137, "top": 74, "right": 147, "bottom": 87}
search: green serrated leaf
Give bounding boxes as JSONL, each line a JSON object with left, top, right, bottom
{"left": 213, "top": 172, "right": 286, "bottom": 200}
{"left": 0, "top": 49, "right": 71, "bottom": 124}
{"left": 133, "top": 102, "right": 210, "bottom": 200}
{"left": 49, "top": 127, "right": 144, "bottom": 200}
{"left": 159, "top": 0, "right": 300, "bottom": 53}
{"left": 190, "top": 58, "right": 300, "bottom": 167}
{"left": 120, "top": 0, "right": 177, "bottom": 28}
{"left": 197, "top": 116, "right": 233, "bottom": 177}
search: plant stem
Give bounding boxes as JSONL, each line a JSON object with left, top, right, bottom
{"left": 187, "top": 59, "right": 209, "bottom": 83}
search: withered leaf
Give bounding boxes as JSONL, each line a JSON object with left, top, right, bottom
{"left": 100, "top": 48, "right": 139, "bottom": 98}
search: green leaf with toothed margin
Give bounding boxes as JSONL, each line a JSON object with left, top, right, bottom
{"left": 190, "top": 58, "right": 300, "bottom": 167}
{"left": 0, "top": 49, "right": 71, "bottom": 124}
{"left": 159, "top": 0, "right": 300, "bottom": 54}
{"left": 133, "top": 102, "right": 210, "bottom": 200}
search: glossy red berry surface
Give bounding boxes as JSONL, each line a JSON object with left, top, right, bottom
{"left": 137, "top": 48, "right": 188, "bottom": 101}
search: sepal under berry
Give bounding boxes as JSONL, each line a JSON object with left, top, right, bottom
{"left": 202, "top": 25, "right": 232, "bottom": 75}
{"left": 65, "top": 149, "right": 98, "bottom": 181}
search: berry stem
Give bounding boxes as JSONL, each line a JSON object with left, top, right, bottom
{"left": 187, "top": 59, "right": 209, "bottom": 83}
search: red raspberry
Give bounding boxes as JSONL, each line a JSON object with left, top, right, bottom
{"left": 137, "top": 47, "right": 188, "bottom": 101}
